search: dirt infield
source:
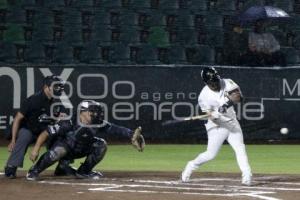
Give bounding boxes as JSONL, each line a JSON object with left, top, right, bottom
{"left": 1, "top": 171, "right": 300, "bottom": 200}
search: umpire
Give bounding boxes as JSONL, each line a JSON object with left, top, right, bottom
{"left": 4, "top": 75, "right": 65, "bottom": 178}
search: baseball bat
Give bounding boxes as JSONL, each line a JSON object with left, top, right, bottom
{"left": 162, "top": 113, "right": 210, "bottom": 126}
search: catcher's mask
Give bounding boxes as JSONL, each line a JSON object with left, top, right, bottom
{"left": 79, "top": 100, "right": 104, "bottom": 124}
{"left": 43, "top": 75, "right": 65, "bottom": 96}
{"left": 201, "top": 67, "right": 221, "bottom": 91}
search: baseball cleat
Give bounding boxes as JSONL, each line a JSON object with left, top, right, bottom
{"left": 181, "top": 161, "right": 195, "bottom": 182}
{"left": 4, "top": 166, "right": 17, "bottom": 179}
{"left": 76, "top": 171, "right": 103, "bottom": 180}
{"left": 26, "top": 170, "right": 39, "bottom": 181}
{"left": 54, "top": 164, "right": 77, "bottom": 176}
{"left": 242, "top": 174, "right": 252, "bottom": 186}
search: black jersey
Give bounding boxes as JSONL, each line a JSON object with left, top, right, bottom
{"left": 19, "top": 90, "right": 55, "bottom": 135}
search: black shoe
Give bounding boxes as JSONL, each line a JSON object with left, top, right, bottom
{"left": 76, "top": 171, "right": 103, "bottom": 180}
{"left": 4, "top": 166, "right": 17, "bottom": 179}
{"left": 26, "top": 169, "right": 39, "bottom": 181}
{"left": 54, "top": 163, "right": 77, "bottom": 176}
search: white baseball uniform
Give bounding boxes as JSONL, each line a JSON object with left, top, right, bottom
{"left": 181, "top": 78, "right": 252, "bottom": 184}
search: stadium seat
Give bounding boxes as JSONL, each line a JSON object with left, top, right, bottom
{"left": 158, "top": 47, "right": 170, "bottom": 64}
{"left": 0, "top": 43, "right": 17, "bottom": 63}
{"left": 44, "top": 0, "right": 65, "bottom": 8}
{"left": 101, "top": 0, "right": 122, "bottom": 9}
{"left": 64, "top": 8, "right": 81, "bottom": 26}
{"left": 135, "top": 44, "right": 160, "bottom": 64}
{"left": 204, "top": 14, "right": 223, "bottom": 28}
{"left": 44, "top": 43, "right": 56, "bottom": 63}
{"left": 53, "top": 9, "right": 64, "bottom": 26}
{"left": 148, "top": 11, "right": 165, "bottom": 26}
{"left": 185, "top": 45, "right": 215, "bottom": 64}
{"left": 110, "top": 44, "right": 130, "bottom": 64}
{"left": 64, "top": 24, "right": 83, "bottom": 45}
{"left": 281, "top": 47, "right": 300, "bottom": 65}
{"left": 148, "top": 26, "right": 170, "bottom": 47}
{"left": 218, "top": 0, "right": 236, "bottom": 11}
{"left": 137, "top": 12, "right": 151, "bottom": 27}
{"left": 81, "top": 42, "right": 103, "bottom": 64}
{"left": 205, "top": 27, "right": 224, "bottom": 48}
{"left": 190, "top": 0, "right": 207, "bottom": 11}
{"left": 119, "top": 27, "right": 139, "bottom": 45}
{"left": 131, "top": 0, "right": 151, "bottom": 9}
{"left": 177, "top": 11, "right": 193, "bottom": 28}
{"left": 169, "top": 45, "right": 187, "bottom": 64}
{"left": 6, "top": 8, "right": 26, "bottom": 24}
{"left": 119, "top": 11, "right": 138, "bottom": 26}
{"left": 53, "top": 42, "right": 74, "bottom": 63}
{"left": 178, "top": 28, "right": 197, "bottom": 46}
{"left": 164, "top": 13, "right": 178, "bottom": 29}
{"left": 24, "top": 42, "right": 46, "bottom": 63}
{"left": 21, "top": 0, "right": 35, "bottom": 7}
{"left": 0, "top": 0, "right": 8, "bottom": 9}
{"left": 32, "top": 24, "right": 53, "bottom": 42}
{"left": 3, "top": 23, "right": 25, "bottom": 43}
{"left": 72, "top": 0, "right": 94, "bottom": 8}
{"left": 159, "top": 0, "right": 179, "bottom": 11}
{"left": 35, "top": 9, "right": 54, "bottom": 25}
{"left": 93, "top": 24, "right": 112, "bottom": 45}
{"left": 94, "top": 9, "right": 110, "bottom": 25}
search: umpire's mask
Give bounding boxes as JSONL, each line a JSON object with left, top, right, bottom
{"left": 43, "top": 75, "right": 65, "bottom": 97}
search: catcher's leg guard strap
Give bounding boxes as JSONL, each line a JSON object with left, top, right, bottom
{"left": 77, "top": 139, "right": 107, "bottom": 174}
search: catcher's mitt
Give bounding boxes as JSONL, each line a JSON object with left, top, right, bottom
{"left": 131, "top": 126, "right": 145, "bottom": 152}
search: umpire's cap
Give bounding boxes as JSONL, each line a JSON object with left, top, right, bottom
{"left": 201, "top": 67, "right": 220, "bottom": 84}
{"left": 43, "top": 75, "right": 64, "bottom": 87}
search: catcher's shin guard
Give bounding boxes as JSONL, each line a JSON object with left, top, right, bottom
{"left": 77, "top": 139, "right": 107, "bottom": 174}
{"left": 34, "top": 145, "right": 68, "bottom": 174}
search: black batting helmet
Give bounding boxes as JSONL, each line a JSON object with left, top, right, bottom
{"left": 201, "top": 67, "right": 220, "bottom": 84}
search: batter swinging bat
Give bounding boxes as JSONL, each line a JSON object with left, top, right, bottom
{"left": 162, "top": 113, "right": 210, "bottom": 126}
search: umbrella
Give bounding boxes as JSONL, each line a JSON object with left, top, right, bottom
{"left": 238, "top": 6, "right": 290, "bottom": 25}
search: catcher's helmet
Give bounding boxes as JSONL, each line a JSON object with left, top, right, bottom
{"left": 201, "top": 67, "right": 220, "bottom": 84}
{"left": 79, "top": 100, "right": 104, "bottom": 124}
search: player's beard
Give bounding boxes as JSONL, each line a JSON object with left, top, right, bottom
{"left": 208, "top": 81, "right": 220, "bottom": 91}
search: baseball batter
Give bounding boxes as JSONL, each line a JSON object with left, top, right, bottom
{"left": 181, "top": 67, "right": 252, "bottom": 186}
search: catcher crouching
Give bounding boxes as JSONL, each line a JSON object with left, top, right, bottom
{"left": 26, "top": 100, "right": 145, "bottom": 180}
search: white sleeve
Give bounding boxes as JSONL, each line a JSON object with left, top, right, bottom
{"left": 226, "top": 79, "right": 240, "bottom": 93}
{"left": 198, "top": 94, "right": 212, "bottom": 113}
